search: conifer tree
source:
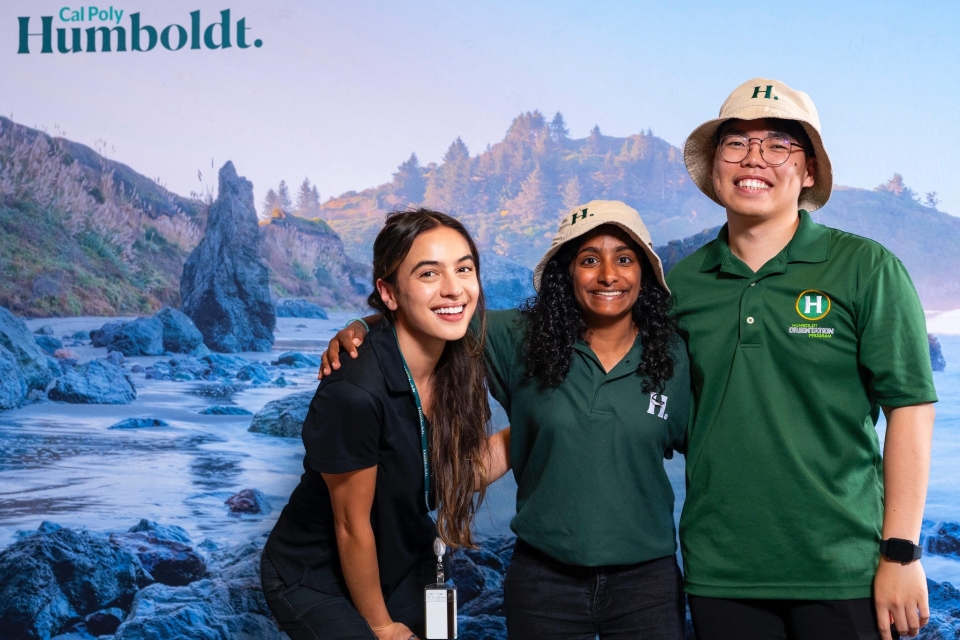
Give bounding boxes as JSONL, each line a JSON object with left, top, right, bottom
{"left": 561, "top": 176, "right": 582, "bottom": 210}
{"left": 277, "top": 180, "right": 292, "bottom": 213}
{"left": 508, "top": 165, "right": 547, "bottom": 225}
{"left": 391, "top": 153, "right": 427, "bottom": 205}
{"left": 295, "top": 178, "right": 321, "bottom": 217}
{"left": 262, "top": 188, "right": 280, "bottom": 218}
{"left": 425, "top": 138, "right": 472, "bottom": 215}
{"left": 549, "top": 112, "right": 570, "bottom": 142}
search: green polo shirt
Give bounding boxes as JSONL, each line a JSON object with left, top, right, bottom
{"left": 668, "top": 210, "right": 938, "bottom": 599}
{"left": 481, "top": 308, "right": 691, "bottom": 567}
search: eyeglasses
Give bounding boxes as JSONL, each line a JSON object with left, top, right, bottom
{"left": 717, "top": 135, "right": 805, "bottom": 167}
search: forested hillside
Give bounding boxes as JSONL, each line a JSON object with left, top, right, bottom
{"left": 317, "top": 111, "right": 726, "bottom": 266}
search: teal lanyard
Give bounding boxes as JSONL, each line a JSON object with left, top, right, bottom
{"left": 393, "top": 327, "right": 432, "bottom": 510}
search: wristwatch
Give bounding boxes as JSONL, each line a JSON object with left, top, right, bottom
{"left": 879, "top": 538, "right": 923, "bottom": 564}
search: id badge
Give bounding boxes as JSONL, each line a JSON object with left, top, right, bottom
{"left": 424, "top": 539, "right": 457, "bottom": 639}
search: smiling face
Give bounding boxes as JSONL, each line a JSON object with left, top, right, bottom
{"left": 568, "top": 225, "right": 642, "bottom": 327}
{"left": 711, "top": 118, "right": 816, "bottom": 221}
{"left": 376, "top": 225, "right": 480, "bottom": 345}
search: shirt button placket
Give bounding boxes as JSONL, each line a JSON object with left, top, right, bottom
{"left": 740, "top": 280, "right": 762, "bottom": 345}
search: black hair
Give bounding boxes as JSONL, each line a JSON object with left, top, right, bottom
{"left": 520, "top": 228, "right": 676, "bottom": 392}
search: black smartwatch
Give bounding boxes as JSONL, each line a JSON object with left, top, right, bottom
{"left": 879, "top": 538, "right": 923, "bottom": 564}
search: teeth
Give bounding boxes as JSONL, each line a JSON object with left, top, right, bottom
{"left": 593, "top": 291, "right": 624, "bottom": 297}
{"left": 434, "top": 305, "right": 464, "bottom": 315}
{"left": 737, "top": 179, "right": 770, "bottom": 190}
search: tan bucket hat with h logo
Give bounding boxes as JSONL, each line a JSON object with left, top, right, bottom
{"left": 683, "top": 78, "right": 834, "bottom": 212}
{"left": 533, "top": 199, "right": 669, "bottom": 293}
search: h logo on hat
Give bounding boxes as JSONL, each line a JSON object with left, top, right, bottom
{"left": 571, "top": 208, "right": 592, "bottom": 225}
{"left": 751, "top": 85, "right": 778, "bottom": 100}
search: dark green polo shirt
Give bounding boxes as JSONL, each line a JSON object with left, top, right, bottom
{"left": 668, "top": 210, "right": 937, "bottom": 599}
{"left": 481, "top": 309, "right": 691, "bottom": 567}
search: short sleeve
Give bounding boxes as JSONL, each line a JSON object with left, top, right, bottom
{"left": 301, "top": 380, "right": 382, "bottom": 474}
{"left": 666, "top": 337, "right": 692, "bottom": 456}
{"left": 855, "top": 257, "right": 938, "bottom": 407}
{"left": 481, "top": 309, "right": 525, "bottom": 412}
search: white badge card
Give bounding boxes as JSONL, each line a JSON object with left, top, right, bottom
{"left": 424, "top": 538, "right": 456, "bottom": 639}
{"left": 424, "top": 585, "right": 456, "bottom": 639}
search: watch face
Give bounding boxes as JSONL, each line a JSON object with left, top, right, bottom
{"left": 884, "top": 538, "right": 919, "bottom": 562}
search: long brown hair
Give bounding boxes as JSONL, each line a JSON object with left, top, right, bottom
{"left": 368, "top": 208, "right": 490, "bottom": 549}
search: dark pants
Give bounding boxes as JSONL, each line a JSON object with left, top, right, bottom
{"left": 260, "top": 553, "right": 428, "bottom": 640}
{"left": 688, "top": 595, "right": 897, "bottom": 640}
{"left": 504, "top": 538, "right": 686, "bottom": 640}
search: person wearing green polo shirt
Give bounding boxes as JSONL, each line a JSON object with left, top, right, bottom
{"left": 670, "top": 78, "right": 937, "bottom": 640}
{"left": 320, "top": 201, "right": 692, "bottom": 639}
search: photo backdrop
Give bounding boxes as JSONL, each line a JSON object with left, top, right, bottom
{"left": 2, "top": 2, "right": 959, "bottom": 639}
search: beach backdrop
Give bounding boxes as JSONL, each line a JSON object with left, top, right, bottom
{"left": 2, "top": 2, "right": 960, "bottom": 639}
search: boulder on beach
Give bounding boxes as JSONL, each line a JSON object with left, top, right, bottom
{"left": 109, "top": 418, "right": 169, "bottom": 430}
{"left": 0, "top": 525, "right": 150, "bottom": 640}
{"left": 108, "top": 318, "right": 165, "bottom": 357}
{"left": 34, "top": 325, "right": 55, "bottom": 336}
{"left": 34, "top": 335, "right": 63, "bottom": 356}
{"left": 199, "top": 405, "right": 253, "bottom": 416}
{"left": 113, "top": 543, "right": 280, "bottom": 640}
{"left": 89, "top": 321, "right": 125, "bottom": 348}
{"left": 272, "top": 351, "right": 321, "bottom": 368}
{"left": 225, "top": 489, "right": 271, "bottom": 515}
{"left": 180, "top": 162, "right": 276, "bottom": 353}
{"left": 925, "top": 521, "right": 960, "bottom": 557}
{"left": 0, "top": 346, "right": 28, "bottom": 410}
{"left": 154, "top": 308, "right": 204, "bottom": 354}
{"left": 128, "top": 520, "right": 192, "bottom": 545}
{"left": 236, "top": 362, "right": 271, "bottom": 384}
{"left": 925, "top": 579, "right": 960, "bottom": 638}
{"left": 109, "top": 532, "right": 206, "bottom": 587}
{"left": 0, "top": 306, "right": 58, "bottom": 391}
{"left": 930, "top": 334, "right": 947, "bottom": 372}
{"left": 247, "top": 390, "right": 314, "bottom": 438}
{"left": 48, "top": 359, "right": 137, "bottom": 404}
{"left": 275, "top": 298, "right": 329, "bottom": 319}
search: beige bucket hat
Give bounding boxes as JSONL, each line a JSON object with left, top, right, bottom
{"left": 683, "top": 78, "right": 833, "bottom": 212}
{"left": 533, "top": 200, "right": 669, "bottom": 294}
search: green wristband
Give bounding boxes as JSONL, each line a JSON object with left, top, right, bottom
{"left": 344, "top": 317, "right": 369, "bottom": 332}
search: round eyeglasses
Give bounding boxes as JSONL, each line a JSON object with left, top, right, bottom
{"left": 718, "top": 135, "right": 805, "bottom": 167}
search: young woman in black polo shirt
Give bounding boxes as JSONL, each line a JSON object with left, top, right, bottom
{"left": 320, "top": 201, "right": 691, "bottom": 639}
{"left": 261, "top": 209, "right": 493, "bottom": 640}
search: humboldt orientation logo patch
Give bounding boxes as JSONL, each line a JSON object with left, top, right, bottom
{"left": 795, "top": 290, "right": 831, "bottom": 321}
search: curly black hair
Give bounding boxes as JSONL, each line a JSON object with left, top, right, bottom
{"left": 520, "top": 236, "right": 677, "bottom": 393}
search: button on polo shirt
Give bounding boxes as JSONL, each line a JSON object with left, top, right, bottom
{"left": 480, "top": 309, "right": 690, "bottom": 567}
{"left": 668, "top": 210, "right": 937, "bottom": 599}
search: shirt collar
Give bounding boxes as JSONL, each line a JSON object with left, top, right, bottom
{"left": 572, "top": 333, "right": 643, "bottom": 375}
{"left": 367, "top": 319, "right": 412, "bottom": 394}
{"left": 699, "top": 210, "right": 830, "bottom": 275}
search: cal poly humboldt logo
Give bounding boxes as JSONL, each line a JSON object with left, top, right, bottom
{"left": 795, "top": 290, "right": 831, "bottom": 321}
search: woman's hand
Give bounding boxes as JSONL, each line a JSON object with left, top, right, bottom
{"left": 318, "top": 319, "right": 373, "bottom": 380}
{"left": 372, "top": 621, "right": 419, "bottom": 640}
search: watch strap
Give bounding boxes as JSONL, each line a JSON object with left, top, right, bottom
{"left": 879, "top": 538, "right": 923, "bottom": 563}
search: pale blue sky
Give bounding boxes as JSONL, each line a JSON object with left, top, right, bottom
{"left": 3, "top": 0, "right": 959, "bottom": 224}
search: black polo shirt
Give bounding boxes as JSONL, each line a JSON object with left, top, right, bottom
{"left": 265, "top": 319, "right": 437, "bottom": 599}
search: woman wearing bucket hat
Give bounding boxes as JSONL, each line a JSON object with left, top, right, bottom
{"left": 670, "top": 78, "right": 936, "bottom": 639}
{"left": 320, "top": 200, "right": 692, "bottom": 639}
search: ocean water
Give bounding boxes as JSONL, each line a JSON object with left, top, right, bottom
{"left": 0, "top": 318, "right": 958, "bottom": 585}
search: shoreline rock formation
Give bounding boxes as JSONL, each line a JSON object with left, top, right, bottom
{"left": 181, "top": 162, "right": 276, "bottom": 353}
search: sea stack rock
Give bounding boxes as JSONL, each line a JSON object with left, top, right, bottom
{"left": 180, "top": 162, "right": 275, "bottom": 353}
{"left": 930, "top": 334, "right": 946, "bottom": 372}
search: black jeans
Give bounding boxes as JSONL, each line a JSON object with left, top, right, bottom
{"left": 688, "top": 595, "right": 897, "bottom": 640}
{"left": 504, "top": 538, "right": 686, "bottom": 640}
{"left": 260, "top": 553, "right": 428, "bottom": 640}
